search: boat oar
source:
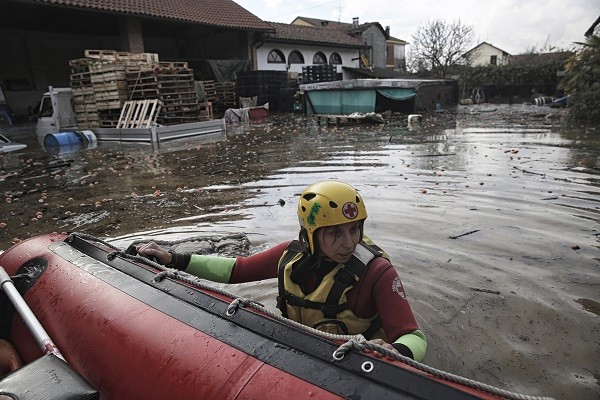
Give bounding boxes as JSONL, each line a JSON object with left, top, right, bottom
{"left": 0, "top": 266, "right": 65, "bottom": 361}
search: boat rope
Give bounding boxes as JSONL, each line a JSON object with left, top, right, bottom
{"left": 333, "top": 338, "right": 554, "bottom": 400}
{"left": 68, "top": 232, "right": 555, "bottom": 400}
{"left": 69, "top": 232, "right": 362, "bottom": 344}
{"left": 151, "top": 268, "right": 364, "bottom": 343}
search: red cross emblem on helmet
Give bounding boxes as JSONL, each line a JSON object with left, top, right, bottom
{"left": 342, "top": 202, "right": 358, "bottom": 219}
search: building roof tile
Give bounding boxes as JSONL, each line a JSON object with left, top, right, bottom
{"left": 293, "top": 16, "right": 352, "bottom": 31}
{"left": 293, "top": 16, "right": 403, "bottom": 42}
{"left": 29, "top": 0, "right": 274, "bottom": 31}
{"left": 265, "top": 22, "right": 362, "bottom": 48}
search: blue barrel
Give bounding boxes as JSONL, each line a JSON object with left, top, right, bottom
{"left": 43, "top": 131, "right": 84, "bottom": 148}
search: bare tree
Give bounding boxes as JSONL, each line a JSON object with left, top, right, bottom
{"left": 409, "top": 19, "right": 475, "bottom": 78}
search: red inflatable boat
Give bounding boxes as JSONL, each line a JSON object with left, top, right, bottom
{"left": 0, "top": 233, "right": 547, "bottom": 400}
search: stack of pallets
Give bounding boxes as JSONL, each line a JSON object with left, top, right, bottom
{"left": 69, "top": 58, "right": 98, "bottom": 127}
{"left": 69, "top": 50, "right": 213, "bottom": 128}
{"left": 201, "top": 80, "right": 217, "bottom": 103}
{"left": 126, "top": 62, "right": 209, "bottom": 124}
{"left": 215, "top": 82, "right": 236, "bottom": 110}
{"left": 69, "top": 50, "right": 159, "bottom": 128}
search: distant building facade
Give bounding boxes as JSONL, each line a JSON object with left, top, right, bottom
{"left": 256, "top": 22, "right": 362, "bottom": 79}
{"left": 291, "top": 16, "right": 395, "bottom": 70}
{"left": 386, "top": 31, "right": 408, "bottom": 70}
{"left": 463, "top": 42, "right": 511, "bottom": 66}
{"left": 0, "top": 0, "right": 274, "bottom": 115}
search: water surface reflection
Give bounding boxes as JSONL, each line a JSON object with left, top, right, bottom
{"left": 0, "top": 105, "right": 598, "bottom": 399}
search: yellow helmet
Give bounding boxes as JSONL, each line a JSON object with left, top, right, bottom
{"left": 297, "top": 181, "right": 368, "bottom": 254}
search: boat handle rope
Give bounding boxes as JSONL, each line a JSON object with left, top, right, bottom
{"left": 68, "top": 233, "right": 555, "bottom": 400}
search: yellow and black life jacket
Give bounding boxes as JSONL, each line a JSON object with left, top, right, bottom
{"left": 276, "top": 238, "right": 389, "bottom": 339}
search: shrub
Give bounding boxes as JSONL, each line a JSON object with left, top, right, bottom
{"left": 561, "top": 36, "right": 600, "bottom": 123}
{"left": 458, "top": 53, "right": 572, "bottom": 103}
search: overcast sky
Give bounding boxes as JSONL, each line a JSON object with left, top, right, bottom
{"left": 234, "top": 0, "right": 598, "bottom": 55}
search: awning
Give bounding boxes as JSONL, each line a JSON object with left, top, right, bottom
{"left": 305, "top": 87, "right": 416, "bottom": 115}
{"left": 306, "top": 90, "right": 376, "bottom": 114}
{"left": 376, "top": 88, "right": 416, "bottom": 101}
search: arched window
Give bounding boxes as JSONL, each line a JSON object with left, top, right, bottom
{"left": 267, "top": 49, "right": 285, "bottom": 63}
{"left": 313, "top": 52, "right": 327, "bottom": 65}
{"left": 329, "top": 52, "right": 342, "bottom": 65}
{"left": 288, "top": 50, "right": 304, "bottom": 64}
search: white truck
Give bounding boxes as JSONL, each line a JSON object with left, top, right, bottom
{"left": 36, "top": 87, "right": 79, "bottom": 144}
{"left": 36, "top": 87, "right": 226, "bottom": 146}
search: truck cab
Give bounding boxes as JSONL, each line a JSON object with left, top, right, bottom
{"left": 36, "top": 87, "right": 78, "bottom": 144}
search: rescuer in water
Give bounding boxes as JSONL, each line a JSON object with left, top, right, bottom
{"left": 138, "top": 180, "right": 427, "bottom": 362}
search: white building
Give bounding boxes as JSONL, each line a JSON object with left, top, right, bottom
{"left": 257, "top": 22, "right": 362, "bottom": 80}
{"left": 290, "top": 17, "right": 392, "bottom": 70}
{"left": 463, "top": 42, "right": 511, "bottom": 66}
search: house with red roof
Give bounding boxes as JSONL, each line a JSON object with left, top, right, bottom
{"left": 0, "top": 0, "right": 274, "bottom": 115}
{"left": 0, "top": 0, "right": 411, "bottom": 116}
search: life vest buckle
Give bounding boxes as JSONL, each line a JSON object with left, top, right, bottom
{"left": 320, "top": 303, "right": 347, "bottom": 318}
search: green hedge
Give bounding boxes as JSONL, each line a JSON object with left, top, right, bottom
{"left": 460, "top": 59, "right": 566, "bottom": 88}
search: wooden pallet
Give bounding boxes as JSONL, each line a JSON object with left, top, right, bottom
{"left": 157, "top": 61, "right": 189, "bottom": 69}
{"left": 76, "top": 112, "right": 100, "bottom": 128}
{"left": 89, "top": 62, "right": 125, "bottom": 72}
{"left": 72, "top": 87, "right": 94, "bottom": 96}
{"left": 69, "top": 50, "right": 214, "bottom": 126}
{"left": 215, "top": 82, "right": 237, "bottom": 108}
{"left": 128, "top": 89, "right": 160, "bottom": 99}
{"left": 201, "top": 80, "right": 217, "bottom": 102}
{"left": 84, "top": 50, "right": 159, "bottom": 64}
{"left": 199, "top": 102, "right": 213, "bottom": 121}
{"left": 91, "top": 73, "right": 126, "bottom": 84}
{"left": 95, "top": 99, "right": 123, "bottom": 111}
{"left": 93, "top": 89, "right": 127, "bottom": 102}
{"left": 117, "top": 99, "right": 162, "bottom": 128}
{"left": 74, "top": 103, "right": 98, "bottom": 113}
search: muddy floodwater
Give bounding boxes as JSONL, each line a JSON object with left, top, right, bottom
{"left": 1, "top": 104, "right": 599, "bottom": 400}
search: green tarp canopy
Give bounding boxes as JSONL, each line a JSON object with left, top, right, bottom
{"left": 306, "top": 88, "right": 416, "bottom": 115}
{"left": 376, "top": 88, "right": 417, "bottom": 102}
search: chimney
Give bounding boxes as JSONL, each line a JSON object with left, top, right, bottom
{"left": 321, "top": 21, "right": 328, "bottom": 27}
{"left": 385, "top": 26, "right": 390, "bottom": 37}
{"left": 352, "top": 17, "right": 359, "bottom": 28}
